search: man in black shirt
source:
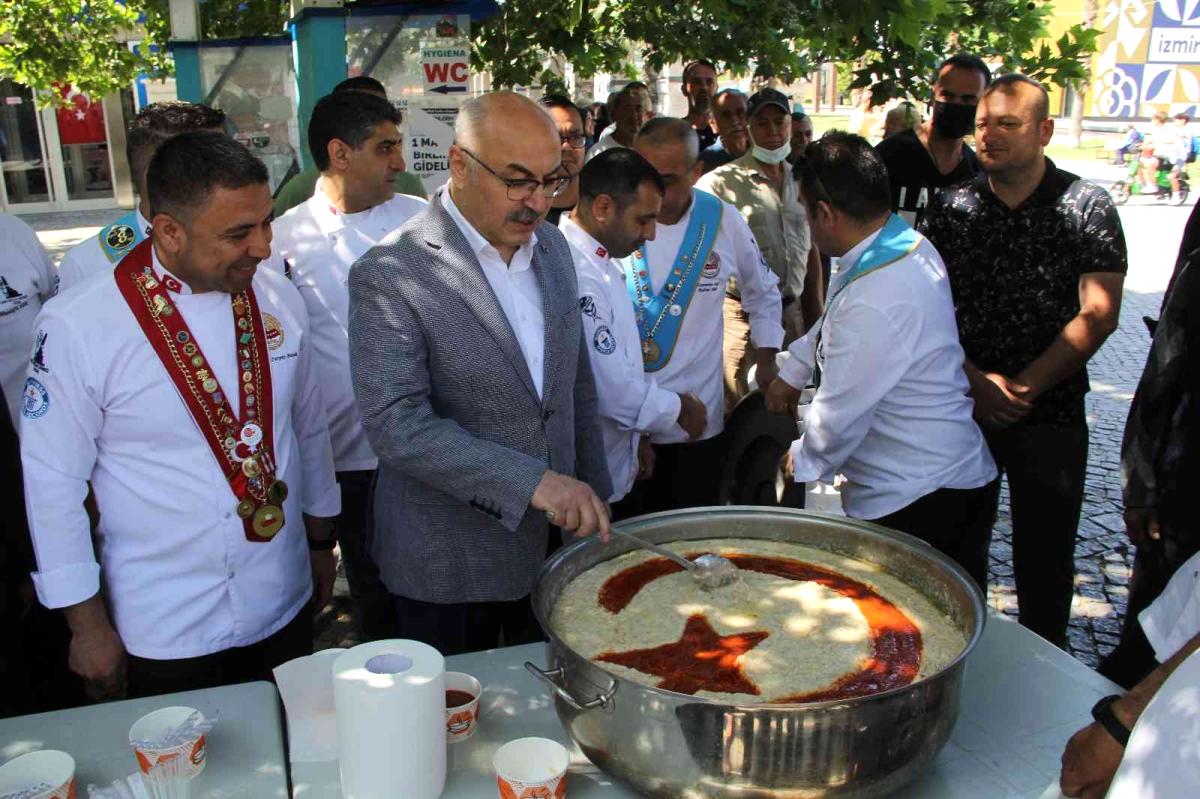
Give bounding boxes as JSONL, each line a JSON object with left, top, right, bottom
{"left": 920, "top": 75, "right": 1127, "bottom": 649}
{"left": 877, "top": 54, "right": 991, "bottom": 227}
{"left": 681, "top": 59, "right": 719, "bottom": 152}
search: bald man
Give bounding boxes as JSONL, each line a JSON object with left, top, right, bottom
{"left": 348, "top": 91, "right": 612, "bottom": 656}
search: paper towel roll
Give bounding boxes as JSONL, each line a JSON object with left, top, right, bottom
{"left": 333, "top": 640, "right": 446, "bottom": 799}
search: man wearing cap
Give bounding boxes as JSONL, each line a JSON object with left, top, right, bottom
{"left": 681, "top": 60, "right": 720, "bottom": 152}
{"left": 699, "top": 88, "right": 824, "bottom": 413}
{"left": 700, "top": 89, "right": 750, "bottom": 173}
{"left": 271, "top": 90, "right": 426, "bottom": 642}
{"left": 57, "top": 102, "right": 228, "bottom": 294}
{"left": 21, "top": 133, "right": 341, "bottom": 698}
{"left": 621, "top": 118, "right": 784, "bottom": 514}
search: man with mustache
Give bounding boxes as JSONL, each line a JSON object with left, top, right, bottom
{"left": 539, "top": 94, "right": 587, "bottom": 226}
{"left": 20, "top": 133, "right": 341, "bottom": 698}
{"left": 920, "top": 75, "right": 1126, "bottom": 648}
{"left": 348, "top": 92, "right": 612, "bottom": 655}
{"left": 876, "top": 54, "right": 991, "bottom": 227}
{"left": 699, "top": 89, "right": 824, "bottom": 412}
{"left": 681, "top": 60, "right": 720, "bottom": 152}
{"left": 700, "top": 89, "right": 750, "bottom": 173}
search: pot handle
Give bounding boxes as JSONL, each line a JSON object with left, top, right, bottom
{"left": 525, "top": 662, "right": 617, "bottom": 711}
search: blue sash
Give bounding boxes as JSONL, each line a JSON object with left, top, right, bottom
{"left": 816, "top": 214, "right": 922, "bottom": 360}
{"left": 98, "top": 209, "right": 147, "bottom": 264}
{"left": 619, "top": 190, "right": 722, "bottom": 371}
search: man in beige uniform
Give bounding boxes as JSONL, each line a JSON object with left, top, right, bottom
{"left": 699, "top": 88, "right": 824, "bottom": 413}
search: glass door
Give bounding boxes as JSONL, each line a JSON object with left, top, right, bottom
{"left": 0, "top": 79, "right": 53, "bottom": 209}
{"left": 52, "top": 87, "right": 114, "bottom": 202}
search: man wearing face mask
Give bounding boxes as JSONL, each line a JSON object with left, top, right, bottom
{"left": 699, "top": 88, "right": 824, "bottom": 413}
{"left": 700, "top": 89, "right": 750, "bottom": 173}
{"left": 875, "top": 54, "right": 991, "bottom": 227}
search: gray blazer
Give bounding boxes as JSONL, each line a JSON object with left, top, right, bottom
{"left": 348, "top": 191, "right": 612, "bottom": 603}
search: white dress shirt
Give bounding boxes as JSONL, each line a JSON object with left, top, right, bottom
{"left": 560, "top": 216, "right": 681, "bottom": 501}
{"left": 272, "top": 180, "right": 427, "bottom": 472}
{"left": 779, "top": 228, "right": 996, "bottom": 519}
{"left": 442, "top": 186, "right": 546, "bottom": 399}
{"left": 636, "top": 191, "right": 784, "bottom": 444}
{"left": 0, "top": 213, "right": 56, "bottom": 428}
{"left": 21, "top": 250, "right": 340, "bottom": 659}
{"left": 1140, "top": 549, "right": 1200, "bottom": 664}
{"left": 57, "top": 208, "right": 151, "bottom": 293}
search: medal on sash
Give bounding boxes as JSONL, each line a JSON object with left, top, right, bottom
{"left": 815, "top": 213, "right": 923, "bottom": 360}
{"left": 115, "top": 240, "right": 287, "bottom": 543}
{"left": 620, "top": 190, "right": 723, "bottom": 372}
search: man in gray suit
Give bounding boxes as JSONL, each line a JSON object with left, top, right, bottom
{"left": 348, "top": 92, "right": 613, "bottom": 655}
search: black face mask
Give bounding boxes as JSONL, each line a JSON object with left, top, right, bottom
{"left": 931, "top": 101, "right": 976, "bottom": 139}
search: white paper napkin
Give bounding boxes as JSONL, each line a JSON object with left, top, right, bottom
{"left": 273, "top": 648, "right": 346, "bottom": 762}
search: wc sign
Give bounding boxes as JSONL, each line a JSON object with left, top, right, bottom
{"left": 421, "top": 46, "right": 470, "bottom": 95}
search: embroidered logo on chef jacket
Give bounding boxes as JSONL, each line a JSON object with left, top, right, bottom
{"left": 0, "top": 276, "right": 29, "bottom": 317}
{"left": 701, "top": 250, "right": 721, "bottom": 279}
{"left": 21, "top": 377, "right": 49, "bottom": 419}
{"left": 264, "top": 314, "right": 285, "bottom": 351}
{"left": 30, "top": 330, "right": 49, "bottom": 374}
{"left": 580, "top": 295, "right": 599, "bottom": 319}
{"left": 593, "top": 325, "right": 617, "bottom": 355}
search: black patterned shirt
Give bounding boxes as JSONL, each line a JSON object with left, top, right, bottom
{"left": 918, "top": 158, "right": 1128, "bottom": 425}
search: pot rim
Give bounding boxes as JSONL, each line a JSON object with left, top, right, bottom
{"left": 534, "top": 505, "right": 988, "bottom": 711}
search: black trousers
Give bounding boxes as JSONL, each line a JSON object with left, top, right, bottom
{"left": 616, "top": 433, "right": 727, "bottom": 519}
{"left": 983, "top": 422, "right": 1089, "bottom": 649}
{"left": 1099, "top": 519, "right": 1200, "bottom": 688}
{"left": 336, "top": 470, "right": 399, "bottom": 641}
{"left": 392, "top": 593, "right": 544, "bottom": 657}
{"left": 870, "top": 479, "right": 999, "bottom": 591}
{"left": 127, "top": 604, "right": 312, "bottom": 698}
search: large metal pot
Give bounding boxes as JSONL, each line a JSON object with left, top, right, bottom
{"left": 527, "top": 507, "right": 986, "bottom": 798}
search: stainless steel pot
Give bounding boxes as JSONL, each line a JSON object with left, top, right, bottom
{"left": 527, "top": 507, "right": 986, "bottom": 798}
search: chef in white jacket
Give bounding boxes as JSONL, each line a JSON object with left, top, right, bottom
{"left": 559, "top": 147, "right": 707, "bottom": 515}
{"left": 625, "top": 117, "right": 784, "bottom": 513}
{"left": 271, "top": 90, "right": 425, "bottom": 640}
{"left": 21, "top": 132, "right": 340, "bottom": 699}
{"left": 0, "top": 212, "right": 56, "bottom": 428}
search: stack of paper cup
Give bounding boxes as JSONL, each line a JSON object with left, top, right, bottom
{"left": 333, "top": 640, "right": 446, "bottom": 799}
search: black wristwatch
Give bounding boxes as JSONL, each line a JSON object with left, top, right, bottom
{"left": 307, "top": 537, "right": 337, "bottom": 551}
{"left": 1091, "top": 694, "right": 1131, "bottom": 747}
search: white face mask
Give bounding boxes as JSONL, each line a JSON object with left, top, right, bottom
{"left": 751, "top": 140, "right": 791, "bottom": 164}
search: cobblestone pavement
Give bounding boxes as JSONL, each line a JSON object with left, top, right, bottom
{"left": 21, "top": 161, "right": 1189, "bottom": 665}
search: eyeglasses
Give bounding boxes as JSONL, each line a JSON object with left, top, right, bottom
{"left": 559, "top": 133, "right": 587, "bottom": 149}
{"left": 458, "top": 146, "right": 571, "bottom": 201}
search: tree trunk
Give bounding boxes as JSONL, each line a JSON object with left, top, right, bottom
{"left": 1068, "top": 0, "right": 1099, "bottom": 147}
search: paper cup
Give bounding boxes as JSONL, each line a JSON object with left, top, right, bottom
{"left": 0, "top": 750, "right": 77, "bottom": 799}
{"left": 494, "top": 737, "right": 568, "bottom": 799}
{"left": 129, "top": 705, "right": 207, "bottom": 777}
{"left": 444, "top": 671, "right": 482, "bottom": 743}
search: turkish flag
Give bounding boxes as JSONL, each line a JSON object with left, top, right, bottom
{"left": 55, "top": 87, "right": 106, "bottom": 146}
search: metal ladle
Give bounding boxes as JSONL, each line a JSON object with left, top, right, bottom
{"left": 608, "top": 528, "right": 740, "bottom": 591}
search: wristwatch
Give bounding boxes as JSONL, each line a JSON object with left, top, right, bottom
{"left": 1091, "top": 694, "right": 1131, "bottom": 747}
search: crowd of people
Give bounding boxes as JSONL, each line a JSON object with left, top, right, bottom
{"left": 0, "top": 54, "right": 1197, "bottom": 796}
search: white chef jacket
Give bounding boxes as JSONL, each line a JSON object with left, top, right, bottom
{"left": 779, "top": 228, "right": 996, "bottom": 519}
{"left": 0, "top": 213, "right": 56, "bottom": 428}
{"left": 21, "top": 248, "right": 341, "bottom": 660}
{"left": 442, "top": 186, "right": 546, "bottom": 399}
{"left": 1106, "top": 550, "right": 1200, "bottom": 799}
{"left": 636, "top": 191, "right": 784, "bottom": 444}
{"left": 271, "top": 180, "right": 427, "bottom": 472}
{"left": 57, "top": 207, "right": 151, "bottom": 293}
{"left": 560, "top": 216, "right": 681, "bottom": 501}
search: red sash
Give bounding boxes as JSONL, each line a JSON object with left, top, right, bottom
{"left": 115, "top": 240, "right": 288, "bottom": 542}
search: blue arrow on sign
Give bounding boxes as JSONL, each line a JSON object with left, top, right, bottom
{"left": 430, "top": 85, "right": 468, "bottom": 95}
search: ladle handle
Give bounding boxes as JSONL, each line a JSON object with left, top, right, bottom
{"left": 608, "top": 527, "right": 695, "bottom": 571}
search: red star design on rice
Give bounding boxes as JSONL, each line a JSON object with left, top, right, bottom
{"left": 597, "top": 613, "right": 769, "bottom": 696}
